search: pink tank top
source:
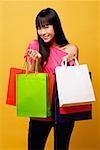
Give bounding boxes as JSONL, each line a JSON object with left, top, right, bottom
{"left": 24, "top": 39, "right": 75, "bottom": 73}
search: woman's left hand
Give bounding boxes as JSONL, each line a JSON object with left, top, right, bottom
{"left": 61, "top": 44, "right": 79, "bottom": 62}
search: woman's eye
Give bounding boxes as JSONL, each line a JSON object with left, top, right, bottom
{"left": 45, "top": 25, "right": 49, "bottom": 28}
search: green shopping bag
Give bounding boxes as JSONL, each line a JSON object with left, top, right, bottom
{"left": 16, "top": 60, "right": 51, "bottom": 118}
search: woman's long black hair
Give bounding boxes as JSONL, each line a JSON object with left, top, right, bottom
{"left": 35, "top": 8, "right": 69, "bottom": 67}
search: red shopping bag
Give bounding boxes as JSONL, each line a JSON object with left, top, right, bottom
{"left": 60, "top": 104, "right": 92, "bottom": 114}
{"left": 48, "top": 73, "right": 55, "bottom": 105}
{"left": 6, "top": 68, "right": 26, "bottom": 106}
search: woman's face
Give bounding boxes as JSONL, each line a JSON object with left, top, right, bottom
{"left": 37, "top": 24, "right": 55, "bottom": 43}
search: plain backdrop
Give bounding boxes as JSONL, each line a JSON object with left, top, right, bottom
{"left": 0, "top": 0, "right": 100, "bottom": 150}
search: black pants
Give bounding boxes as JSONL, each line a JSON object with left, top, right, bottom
{"left": 28, "top": 119, "right": 75, "bottom": 150}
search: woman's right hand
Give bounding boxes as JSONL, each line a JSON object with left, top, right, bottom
{"left": 27, "top": 49, "right": 42, "bottom": 73}
{"left": 27, "top": 49, "right": 42, "bottom": 62}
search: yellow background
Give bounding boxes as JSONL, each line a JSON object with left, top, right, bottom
{"left": 0, "top": 0, "right": 100, "bottom": 150}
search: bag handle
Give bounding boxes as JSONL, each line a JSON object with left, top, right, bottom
{"left": 35, "top": 59, "right": 38, "bottom": 73}
{"left": 61, "top": 58, "right": 79, "bottom": 68}
{"left": 23, "top": 59, "right": 38, "bottom": 74}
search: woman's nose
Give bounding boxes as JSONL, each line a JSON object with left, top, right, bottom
{"left": 41, "top": 28, "right": 46, "bottom": 35}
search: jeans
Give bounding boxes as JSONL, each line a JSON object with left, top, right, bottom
{"left": 28, "top": 119, "right": 75, "bottom": 150}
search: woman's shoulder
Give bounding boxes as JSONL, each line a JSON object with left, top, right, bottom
{"left": 59, "top": 43, "right": 79, "bottom": 54}
{"left": 28, "top": 39, "right": 38, "bottom": 48}
{"left": 61, "top": 44, "right": 78, "bottom": 50}
{"left": 28, "top": 39, "right": 39, "bottom": 50}
{"left": 66, "top": 44, "right": 78, "bottom": 50}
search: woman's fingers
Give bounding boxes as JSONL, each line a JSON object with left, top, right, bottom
{"left": 63, "top": 52, "right": 77, "bottom": 62}
{"left": 61, "top": 44, "right": 79, "bottom": 62}
{"left": 28, "top": 49, "right": 36, "bottom": 57}
{"left": 27, "top": 49, "right": 41, "bottom": 61}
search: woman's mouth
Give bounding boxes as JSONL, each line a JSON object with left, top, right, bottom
{"left": 43, "top": 36, "right": 49, "bottom": 40}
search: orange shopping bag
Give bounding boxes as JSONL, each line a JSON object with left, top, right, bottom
{"left": 6, "top": 68, "right": 25, "bottom": 106}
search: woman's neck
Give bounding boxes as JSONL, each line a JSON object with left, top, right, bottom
{"left": 50, "top": 39, "right": 60, "bottom": 48}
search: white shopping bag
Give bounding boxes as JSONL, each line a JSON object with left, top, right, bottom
{"left": 55, "top": 59, "right": 95, "bottom": 107}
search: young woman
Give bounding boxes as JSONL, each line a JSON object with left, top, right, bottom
{"left": 24, "top": 8, "right": 78, "bottom": 150}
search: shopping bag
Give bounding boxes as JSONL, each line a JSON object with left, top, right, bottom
{"left": 16, "top": 60, "right": 54, "bottom": 118}
{"left": 59, "top": 71, "right": 92, "bottom": 114}
{"left": 30, "top": 73, "right": 55, "bottom": 121}
{"left": 55, "top": 59, "right": 95, "bottom": 107}
{"left": 48, "top": 73, "right": 55, "bottom": 106}
{"left": 51, "top": 76, "right": 92, "bottom": 123}
{"left": 6, "top": 68, "right": 25, "bottom": 106}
